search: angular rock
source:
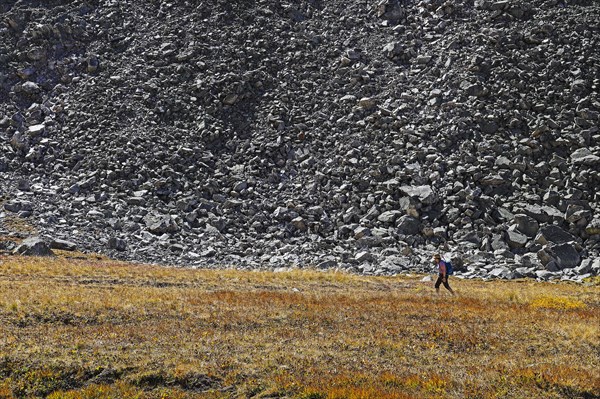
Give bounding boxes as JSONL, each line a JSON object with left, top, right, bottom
{"left": 291, "top": 216, "right": 307, "bottom": 231}
{"left": 377, "top": 210, "right": 402, "bottom": 224}
{"left": 354, "top": 226, "right": 371, "bottom": 239}
{"left": 592, "top": 259, "right": 600, "bottom": 275}
{"left": 536, "top": 225, "right": 579, "bottom": 245}
{"left": 107, "top": 237, "right": 127, "bottom": 251}
{"left": 574, "top": 259, "right": 594, "bottom": 275}
{"left": 317, "top": 259, "right": 337, "bottom": 269}
{"left": 355, "top": 251, "right": 374, "bottom": 263}
{"left": 538, "top": 244, "right": 581, "bottom": 271}
{"left": 27, "top": 124, "right": 45, "bottom": 137}
{"left": 50, "top": 238, "right": 78, "bottom": 251}
{"left": 514, "top": 267, "right": 536, "bottom": 278}
{"left": 14, "top": 237, "right": 54, "bottom": 256}
{"left": 383, "top": 42, "right": 403, "bottom": 60}
{"left": 144, "top": 215, "right": 180, "bottom": 235}
{"left": 399, "top": 185, "right": 436, "bottom": 205}
{"left": 491, "top": 234, "right": 509, "bottom": 251}
{"left": 489, "top": 267, "right": 514, "bottom": 279}
{"left": 535, "top": 270, "right": 556, "bottom": 281}
{"left": 506, "top": 230, "right": 528, "bottom": 249}
{"left": 512, "top": 214, "right": 539, "bottom": 237}
{"left": 380, "top": 255, "right": 408, "bottom": 272}
{"left": 357, "top": 97, "right": 377, "bottom": 110}
{"left": 570, "top": 148, "right": 600, "bottom": 165}
{"left": 20, "top": 81, "right": 41, "bottom": 96}
{"left": 517, "top": 204, "right": 563, "bottom": 224}
{"left": 376, "top": 0, "right": 405, "bottom": 22}
{"left": 4, "top": 200, "right": 33, "bottom": 213}
{"left": 396, "top": 216, "right": 421, "bottom": 236}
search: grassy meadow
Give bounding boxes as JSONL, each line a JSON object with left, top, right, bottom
{"left": 0, "top": 253, "right": 598, "bottom": 399}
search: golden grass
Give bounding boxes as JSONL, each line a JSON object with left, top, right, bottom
{"left": 0, "top": 254, "right": 598, "bottom": 399}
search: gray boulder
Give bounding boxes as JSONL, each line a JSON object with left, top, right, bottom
{"left": 491, "top": 233, "right": 509, "bottom": 251}
{"left": 517, "top": 204, "right": 563, "bottom": 224}
{"left": 4, "top": 200, "right": 33, "bottom": 214}
{"left": 592, "top": 259, "right": 600, "bottom": 275}
{"left": 458, "top": 231, "right": 481, "bottom": 245}
{"left": 291, "top": 217, "right": 307, "bottom": 231}
{"left": 400, "top": 185, "right": 437, "bottom": 205}
{"left": 536, "top": 225, "right": 579, "bottom": 245}
{"left": 565, "top": 204, "right": 591, "bottom": 224}
{"left": 383, "top": 42, "right": 405, "bottom": 61}
{"left": 14, "top": 237, "right": 54, "bottom": 256}
{"left": 570, "top": 148, "right": 599, "bottom": 165}
{"left": 50, "top": 238, "right": 78, "bottom": 251}
{"left": 355, "top": 251, "right": 374, "bottom": 263}
{"left": 553, "top": 244, "right": 582, "bottom": 269}
{"left": 377, "top": 210, "right": 402, "bottom": 224}
{"left": 380, "top": 255, "right": 409, "bottom": 273}
{"left": 512, "top": 214, "right": 539, "bottom": 237}
{"left": 354, "top": 226, "right": 371, "bottom": 239}
{"left": 574, "top": 259, "right": 594, "bottom": 275}
{"left": 489, "top": 267, "right": 515, "bottom": 280}
{"left": 514, "top": 267, "right": 536, "bottom": 278}
{"left": 535, "top": 270, "right": 556, "bottom": 281}
{"left": 396, "top": 215, "right": 421, "bottom": 236}
{"left": 506, "top": 230, "right": 528, "bottom": 249}
{"left": 144, "top": 214, "right": 180, "bottom": 235}
{"left": 107, "top": 237, "right": 127, "bottom": 251}
{"left": 376, "top": 0, "right": 406, "bottom": 22}
{"left": 542, "top": 243, "right": 581, "bottom": 269}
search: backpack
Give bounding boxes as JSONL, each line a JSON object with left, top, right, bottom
{"left": 445, "top": 260, "right": 454, "bottom": 275}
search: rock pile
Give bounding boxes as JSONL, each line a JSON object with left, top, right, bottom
{"left": 1, "top": 0, "right": 599, "bottom": 281}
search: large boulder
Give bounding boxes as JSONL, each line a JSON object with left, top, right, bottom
{"left": 538, "top": 243, "right": 581, "bottom": 270}
{"left": 399, "top": 185, "right": 437, "bottom": 205}
{"left": 14, "top": 237, "right": 54, "bottom": 257}
{"left": 376, "top": 0, "right": 406, "bottom": 22}
{"left": 377, "top": 210, "right": 403, "bottom": 224}
{"left": 50, "top": 238, "right": 78, "bottom": 251}
{"left": 516, "top": 204, "right": 563, "bottom": 224}
{"left": 536, "top": 225, "right": 579, "bottom": 245}
{"left": 396, "top": 215, "right": 421, "bottom": 236}
{"left": 4, "top": 200, "right": 33, "bottom": 215}
{"left": 144, "top": 214, "right": 180, "bottom": 235}
{"left": 570, "top": 148, "right": 600, "bottom": 165}
{"left": 512, "top": 214, "right": 539, "bottom": 238}
{"left": 506, "top": 230, "right": 528, "bottom": 249}
{"left": 107, "top": 237, "right": 127, "bottom": 251}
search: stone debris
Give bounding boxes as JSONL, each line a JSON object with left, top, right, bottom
{"left": 0, "top": 0, "right": 598, "bottom": 281}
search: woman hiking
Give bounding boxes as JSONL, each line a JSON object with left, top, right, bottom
{"left": 433, "top": 253, "right": 454, "bottom": 295}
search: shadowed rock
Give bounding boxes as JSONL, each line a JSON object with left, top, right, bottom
{"left": 14, "top": 237, "right": 54, "bottom": 257}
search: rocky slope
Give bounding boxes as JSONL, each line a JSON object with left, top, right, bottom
{"left": 1, "top": 0, "right": 599, "bottom": 280}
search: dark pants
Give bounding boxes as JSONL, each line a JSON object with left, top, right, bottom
{"left": 435, "top": 274, "right": 452, "bottom": 291}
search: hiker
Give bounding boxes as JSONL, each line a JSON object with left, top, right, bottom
{"left": 433, "top": 253, "right": 454, "bottom": 294}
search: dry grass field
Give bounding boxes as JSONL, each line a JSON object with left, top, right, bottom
{"left": 0, "top": 253, "right": 598, "bottom": 399}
